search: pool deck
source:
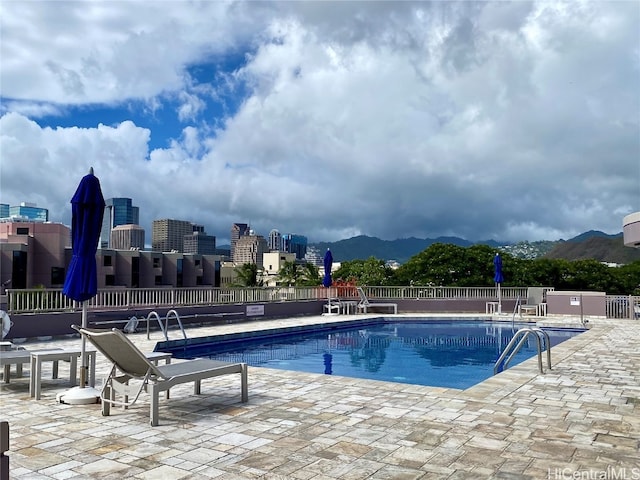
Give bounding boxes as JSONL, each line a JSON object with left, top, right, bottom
{"left": 1, "top": 314, "right": 639, "bottom": 479}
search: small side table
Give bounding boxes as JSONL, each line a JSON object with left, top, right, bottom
{"left": 145, "top": 351, "right": 172, "bottom": 366}
{"left": 486, "top": 302, "right": 499, "bottom": 314}
{"left": 30, "top": 349, "right": 96, "bottom": 400}
{"left": 340, "top": 301, "right": 359, "bottom": 315}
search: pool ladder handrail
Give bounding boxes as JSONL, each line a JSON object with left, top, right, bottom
{"left": 494, "top": 327, "right": 551, "bottom": 375}
{"left": 511, "top": 295, "right": 521, "bottom": 329}
{"left": 145, "top": 309, "right": 187, "bottom": 341}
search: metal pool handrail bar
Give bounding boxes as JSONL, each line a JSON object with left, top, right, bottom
{"left": 145, "top": 310, "right": 187, "bottom": 341}
{"left": 511, "top": 295, "right": 521, "bottom": 329}
{"left": 494, "top": 327, "right": 552, "bottom": 375}
{"left": 165, "top": 309, "right": 187, "bottom": 341}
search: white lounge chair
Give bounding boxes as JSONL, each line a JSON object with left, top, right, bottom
{"left": 519, "top": 287, "right": 547, "bottom": 316}
{"left": 73, "top": 325, "right": 248, "bottom": 426}
{"left": 356, "top": 287, "right": 398, "bottom": 314}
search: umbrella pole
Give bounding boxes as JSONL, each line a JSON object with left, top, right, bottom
{"left": 56, "top": 301, "right": 99, "bottom": 404}
{"left": 80, "top": 301, "right": 87, "bottom": 388}
{"left": 497, "top": 283, "right": 502, "bottom": 314}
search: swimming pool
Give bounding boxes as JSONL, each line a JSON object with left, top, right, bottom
{"left": 157, "top": 320, "right": 584, "bottom": 389}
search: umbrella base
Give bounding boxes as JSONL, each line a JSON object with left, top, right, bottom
{"left": 57, "top": 386, "right": 100, "bottom": 405}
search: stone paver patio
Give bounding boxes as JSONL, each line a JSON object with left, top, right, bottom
{"left": 1, "top": 314, "right": 638, "bottom": 479}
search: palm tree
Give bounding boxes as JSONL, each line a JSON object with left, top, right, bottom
{"left": 233, "top": 263, "right": 263, "bottom": 287}
{"left": 276, "top": 261, "right": 299, "bottom": 287}
{"left": 298, "top": 262, "right": 321, "bottom": 286}
{"left": 277, "top": 261, "right": 321, "bottom": 286}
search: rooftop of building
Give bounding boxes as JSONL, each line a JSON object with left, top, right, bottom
{"left": 2, "top": 313, "right": 638, "bottom": 478}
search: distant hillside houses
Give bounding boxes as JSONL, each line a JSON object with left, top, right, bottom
{"left": 499, "top": 241, "right": 556, "bottom": 259}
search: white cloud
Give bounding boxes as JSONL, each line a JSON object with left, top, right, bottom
{"left": 0, "top": 1, "right": 260, "bottom": 104}
{"left": 1, "top": 1, "right": 638, "bottom": 245}
{"left": 0, "top": 100, "right": 63, "bottom": 118}
{"left": 177, "top": 93, "right": 206, "bottom": 123}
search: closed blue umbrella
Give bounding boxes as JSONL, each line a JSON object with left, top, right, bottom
{"left": 63, "top": 170, "right": 105, "bottom": 302}
{"left": 494, "top": 253, "right": 504, "bottom": 314}
{"left": 323, "top": 249, "right": 335, "bottom": 314}
{"left": 60, "top": 168, "right": 105, "bottom": 403}
{"left": 323, "top": 248, "right": 333, "bottom": 288}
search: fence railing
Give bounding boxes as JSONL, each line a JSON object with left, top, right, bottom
{"left": 6, "top": 286, "right": 636, "bottom": 319}
{"left": 5, "top": 286, "right": 530, "bottom": 314}
{"left": 606, "top": 295, "right": 640, "bottom": 319}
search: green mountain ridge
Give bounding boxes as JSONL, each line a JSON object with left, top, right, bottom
{"left": 543, "top": 236, "right": 640, "bottom": 264}
{"left": 311, "top": 235, "right": 472, "bottom": 264}
{"left": 309, "top": 231, "right": 636, "bottom": 264}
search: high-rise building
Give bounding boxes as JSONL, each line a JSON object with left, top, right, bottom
{"left": 230, "top": 223, "right": 249, "bottom": 259}
{"left": 184, "top": 232, "right": 216, "bottom": 255}
{"left": 304, "top": 246, "right": 323, "bottom": 266}
{"left": 268, "top": 229, "right": 282, "bottom": 251}
{"left": 282, "top": 234, "right": 308, "bottom": 260}
{"left": 0, "top": 204, "right": 9, "bottom": 218}
{"left": 110, "top": 224, "right": 145, "bottom": 250}
{"left": 234, "top": 233, "right": 268, "bottom": 266}
{"left": 101, "top": 198, "right": 139, "bottom": 248}
{"left": 0, "top": 221, "right": 70, "bottom": 288}
{"left": 8, "top": 202, "right": 48, "bottom": 222}
{"left": 152, "top": 219, "right": 193, "bottom": 252}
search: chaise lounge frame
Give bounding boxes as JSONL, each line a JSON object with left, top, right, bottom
{"left": 356, "top": 287, "right": 398, "bottom": 314}
{"left": 73, "top": 325, "right": 248, "bottom": 426}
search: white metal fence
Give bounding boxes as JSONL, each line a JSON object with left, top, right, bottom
{"left": 5, "top": 286, "right": 529, "bottom": 314}
{"left": 606, "top": 295, "right": 640, "bottom": 319}
{"left": 5, "top": 286, "right": 637, "bottom": 319}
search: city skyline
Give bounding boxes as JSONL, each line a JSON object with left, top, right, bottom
{"left": 1, "top": 2, "right": 638, "bottom": 244}
{"left": 0, "top": 196, "right": 629, "bottom": 249}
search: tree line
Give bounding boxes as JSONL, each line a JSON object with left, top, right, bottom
{"left": 334, "top": 243, "right": 640, "bottom": 295}
{"left": 232, "top": 243, "right": 640, "bottom": 295}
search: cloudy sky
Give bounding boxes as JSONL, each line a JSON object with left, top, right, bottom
{"left": 1, "top": 1, "right": 639, "bottom": 245}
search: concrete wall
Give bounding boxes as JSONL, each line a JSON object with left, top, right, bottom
{"left": 3, "top": 301, "right": 324, "bottom": 339}
{"left": 546, "top": 290, "right": 606, "bottom": 317}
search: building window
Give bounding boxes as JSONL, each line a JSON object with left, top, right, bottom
{"left": 153, "top": 257, "right": 160, "bottom": 268}
{"left": 12, "top": 251, "right": 27, "bottom": 289}
{"left": 155, "top": 275, "right": 162, "bottom": 285}
{"left": 103, "top": 256, "right": 112, "bottom": 267}
{"left": 51, "top": 267, "right": 65, "bottom": 285}
{"left": 105, "top": 274, "right": 115, "bottom": 286}
{"left": 16, "top": 227, "right": 29, "bottom": 235}
{"left": 176, "top": 259, "right": 183, "bottom": 287}
{"left": 195, "top": 259, "right": 201, "bottom": 266}
{"left": 196, "top": 276, "right": 203, "bottom": 285}
{"left": 131, "top": 257, "right": 139, "bottom": 289}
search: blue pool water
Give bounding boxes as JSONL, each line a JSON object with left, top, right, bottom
{"left": 162, "top": 320, "right": 584, "bottom": 389}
